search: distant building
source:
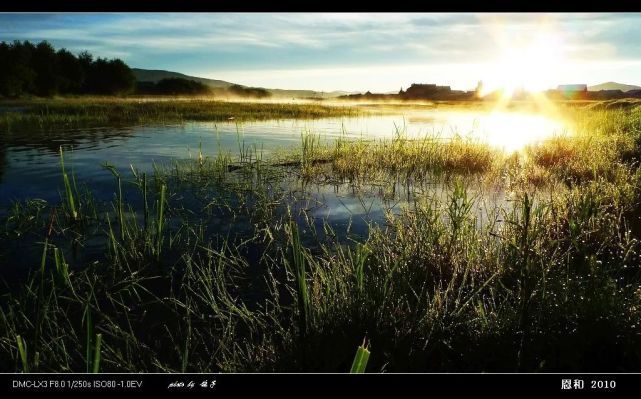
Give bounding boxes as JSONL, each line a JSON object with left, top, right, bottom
{"left": 545, "top": 86, "right": 641, "bottom": 101}
{"left": 400, "top": 83, "right": 452, "bottom": 99}
{"left": 557, "top": 84, "right": 587, "bottom": 92}
{"left": 406, "top": 83, "right": 450, "bottom": 96}
{"left": 557, "top": 84, "right": 588, "bottom": 100}
{"left": 340, "top": 82, "right": 477, "bottom": 101}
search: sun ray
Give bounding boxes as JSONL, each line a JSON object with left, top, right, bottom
{"left": 480, "top": 16, "right": 566, "bottom": 98}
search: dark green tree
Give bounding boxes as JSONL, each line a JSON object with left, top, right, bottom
{"left": 32, "top": 41, "right": 59, "bottom": 96}
{"left": 0, "top": 41, "right": 36, "bottom": 97}
{"left": 84, "top": 57, "right": 135, "bottom": 95}
{"left": 105, "top": 58, "right": 136, "bottom": 95}
{"left": 56, "top": 48, "right": 84, "bottom": 94}
{"left": 0, "top": 40, "right": 135, "bottom": 97}
{"left": 138, "top": 78, "right": 211, "bottom": 95}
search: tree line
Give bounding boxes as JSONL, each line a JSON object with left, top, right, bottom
{"left": 0, "top": 40, "right": 136, "bottom": 97}
{"left": 136, "top": 80, "right": 274, "bottom": 98}
{"left": 226, "top": 84, "right": 271, "bottom": 98}
{"left": 0, "top": 40, "right": 275, "bottom": 98}
{"left": 136, "top": 78, "right": 211, "bottom": 95}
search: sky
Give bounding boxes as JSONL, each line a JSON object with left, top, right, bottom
{"left": 1, "top": 13, "right": 641, "bottom": 93}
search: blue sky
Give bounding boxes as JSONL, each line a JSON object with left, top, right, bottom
{"left": 2, "top": 13, "right": 641, "bottom": 92}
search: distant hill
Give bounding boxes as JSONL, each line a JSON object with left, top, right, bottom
{"left": 266, "top": 88, "right": 356, "bottom": 98}
{"left": 132, "top": 68, "right": 234, "bottom": 89}
{"left": 131, "top": 68, "right": 354, "bottom": 98}
{"left": 588, "top": 82, "right": 641, "bottom": 92}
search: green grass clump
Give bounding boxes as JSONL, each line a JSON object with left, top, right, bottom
{"left": 287, "top": 132, "right": 499, "bottom": 185}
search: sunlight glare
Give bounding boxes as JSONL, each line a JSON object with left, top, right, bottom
{"left": 482, "top": 32, "right": 565, "bottom": 97}
{"left": 473, "top": 111, "right": 568, "bottom": 152}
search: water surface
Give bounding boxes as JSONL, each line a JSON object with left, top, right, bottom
{"left": 0, "top": 110, "right": 568, "bottom": 207}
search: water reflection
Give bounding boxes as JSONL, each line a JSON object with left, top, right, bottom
{"left": 463, "top": 111, "right": 569, "bottom": 152}
{"left": 391, "top": 109, "right": 568, "bottom": 152}
{"left": 0, "top": 110, "right": 567, "bottom": 277}
{"left": 0, "top": 110, "right": 568, "bottom": 207}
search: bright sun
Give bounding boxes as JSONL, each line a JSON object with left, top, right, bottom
{"left": 483, "top": 33, "right": 565, "bottom": 97}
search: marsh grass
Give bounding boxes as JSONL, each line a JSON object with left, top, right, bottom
{"left": 59, "top": 147, "right": 79, "bottom": 222}
{"left": 1, "top": 106, "right": 641, "bottom": 372}
{"left": 0, "top": 98, "right": 362, "bottom": 131}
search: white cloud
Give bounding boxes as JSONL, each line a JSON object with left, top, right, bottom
{"left": 3, "top": 13, "right": 641, "bottom": 89}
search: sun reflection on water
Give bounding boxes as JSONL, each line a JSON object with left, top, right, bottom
{"left": 464, "top": 111, "right": 570, "bottom": 152}
{"left": 385, "top": 109, "right": 571, "bottom": 153}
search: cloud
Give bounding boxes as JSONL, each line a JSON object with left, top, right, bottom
{"left": 1, "top": 13, "right": 641, "bottom": 89}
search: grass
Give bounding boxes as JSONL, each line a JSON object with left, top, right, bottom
{"left": 15, "top": 335, "right": 29, "bottom": 373}
{"left": 350, "top": 338, "right": 370, "bottom": 373}
{"left": 0, "top": 97, "right": 362, "bottom": 131}
{"left": 59, "top": 146, "right": 79, "bottom": 221}
{"left": 0, "top": 105, "right": 641, "bottom": 372}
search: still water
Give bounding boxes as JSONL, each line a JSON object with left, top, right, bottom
{"left": 0, "top": 110, "right": 568, "bottom": 207}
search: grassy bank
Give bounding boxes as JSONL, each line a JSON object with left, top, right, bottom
{"left": 0, "top": 97, "right": 362, "bottom": 131}
{"left": 1, "top": 106, "right": 641, "bottom": 372}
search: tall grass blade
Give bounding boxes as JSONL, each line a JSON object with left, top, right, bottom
{"left": 59, "top": 146, "right": 78, "bottom": 221}
{"left": 16, "top": 335, "right": 29, "bottom": 373}
{"left": 92, "top": 334, "right": 102, "bottom": 373}
{"left": 86, "top": 305, "right": 93, "bottom": 373}
{"left": 350, "top": 338, "right": 370, "bottom": 373}
{"left": 289, "top": 221, "right": 310, "bottom": 334}
{"left": 156, "top": 184, "right": 166, "bottom": 260}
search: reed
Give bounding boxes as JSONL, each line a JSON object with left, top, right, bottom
{"left": 92, "top": 334, "right": 102, "bottom": 373}
{"left": 15, "top": 335, "right": 29, "bottom": 373}
{"left": 59, "top": 146, "right": 78, "bottom": 221}
{"left": 0, "top": 97, "right": 362, "bottom": 131}
{"left": 156, "top": 184, "right": 166, "bottom": 260}
{"left": 350, "top": 338, "right": 370, "bottom": 373}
